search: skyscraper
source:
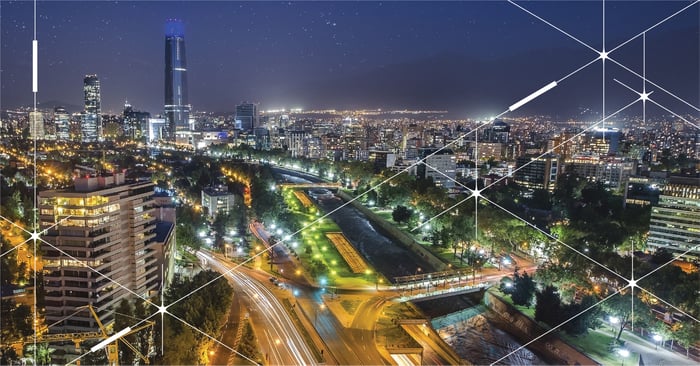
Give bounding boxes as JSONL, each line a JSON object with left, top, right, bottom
{"left": 83, "top": 75, "right": 101, "bottom": 142}
{"left": 164, "top": 19, "right": 191, "bottom": 141}
{"left": 54, "top": 107, "right": 70, "bottom": 141}
{"left": 235, "top": 102, "right": 258, "bottom": 131}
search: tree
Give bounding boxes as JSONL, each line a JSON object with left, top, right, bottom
{"left": 114, "top": 299, "right": 136, "bottom": 364}
{"left": 535, "top": 285, "right": 562, "bottom": 327}
{"left": 392, "top": 205, "right": 412, "bottom": 225}
{"left": 561, "top": 295, "right": 601, "bottom": 336}
{"left": 602, "top": 291, "right": 652, "bottom": 342}
{"left": 511, "top": 271, "right": 536, "bottom": 307}
{"left": 675, "top": 322, "right": 700, "bottom": 358}
{"left": 26, "top": 343, "right": 55, "bottom": 366}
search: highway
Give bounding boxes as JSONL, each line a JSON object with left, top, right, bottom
{"left": 198, "top": 251, "right": 318, "bottom": 366}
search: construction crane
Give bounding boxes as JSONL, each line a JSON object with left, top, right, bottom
{"left": 17, "top": 305, "right": 154, "bottom": 366}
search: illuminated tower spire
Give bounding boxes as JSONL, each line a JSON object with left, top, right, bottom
{"left": 164, "top": 19, "right": 190, "bottom": 142}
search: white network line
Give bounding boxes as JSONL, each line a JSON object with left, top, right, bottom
{"left": 163, "top": 110, "right": 511, "bottom": 311}
{"left": 608, "top": 56, "right": 700, "bottom": 113}
{"left": 416, "top": 159, "right": 630, "bottom": 284}
{"left": 14, "top": 1, "right": 697, "bottom": 364}
{"left": 491, "top": 288, "right": 625, "bottom": 365}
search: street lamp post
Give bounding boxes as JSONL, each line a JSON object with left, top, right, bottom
{"left": 617, "top": 348, "right": 629, "bottom": 366}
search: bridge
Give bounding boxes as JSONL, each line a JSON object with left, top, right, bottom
{"left": 278, "top": 183, "right": 341, "bottom": 189}
{"left": 391, "top": 268, "right": 496, "bottom": 302}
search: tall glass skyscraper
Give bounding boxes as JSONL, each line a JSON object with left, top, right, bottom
{"left": 164, "top": 19, "right": 191, "bottom": 141}
{"left": 82, "top": 74, "right": 101, "bottom": 142}
{"left": 53, "top": 106, "right": 70, "bottom": 141}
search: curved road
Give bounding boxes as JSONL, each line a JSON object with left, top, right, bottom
{"left": 198, "top": 251, "right": 318, "bottom": 366}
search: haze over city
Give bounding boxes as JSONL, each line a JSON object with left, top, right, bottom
{"left": 0, "top": 1, "right": 698, "bottom": 366}
{"left": 2, "top": 1, "right": 698, "bottom": 117}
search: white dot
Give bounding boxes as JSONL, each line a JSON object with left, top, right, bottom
{"left": 640, "top": 92, "right": 650, "bottom": 101}
{"left": 472, "top": 189, "right": 481, "bottom": 198}
{"left": 599, "top": 50, "right": 609, "bottom": 60}
{"left": 628, "top": 280, "right": 637, "bottom": 288}
{"left": 158, "top": 306, "right": 168, "bottom": 314}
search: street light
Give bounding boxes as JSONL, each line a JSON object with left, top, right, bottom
{"left": 653, "top": 334, "right": 662, "bottom": 350}
{"left": 617, "top": 348, "right": 629, "bottom": 366}
{"left": 609, "top": 316, "right": 620, "bottom": 336}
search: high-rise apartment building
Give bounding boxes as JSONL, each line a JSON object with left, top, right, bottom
{"left": 39, "top": 172, "right": 161, "bottom": 333}
{"left": 54, "top": 107, "right": 70, "bottom": 141}
{"left": 164, "top": 19, "right": 191, "bottom": 142}
{"left": 235, "top": 102, "right": 258, "bottom": 131}
{"left": 647, "top": 177, "right": 700, "bottom": 261}
{"left": 83, "top": 75, "right": 101, "bottom": 142}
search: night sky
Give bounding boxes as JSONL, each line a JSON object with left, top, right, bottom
{"left": 1, "top": 1, "right": 698, "bottom": 118}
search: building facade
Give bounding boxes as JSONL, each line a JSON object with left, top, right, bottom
{"left": 164, "top": 19, "right": 191, "bottom": 142}
{"left": 514, "top": 154, "right": 560, "bottom": 191}
{"left": 235, "top": 102, "right": 258, "bottom": 131}
{"left": 54, "top": 107, "right": 70, "bottom": 141}
{"left": 39, "top": 174, "right": 161, "bottom": 333}
{"left": 415, "top": 147, "right": 457, "bottom": 188}
{"left": 29, "top": 111, "right": 45, "bottom": 140}
{"left": 202, "top": 186, "right": 236, "bottom": 218}
{"left": 647, "top": 177, "right": 700, "bottom": 261}
{"left": 83, "top": 75, "right": 101, "bottom": 142}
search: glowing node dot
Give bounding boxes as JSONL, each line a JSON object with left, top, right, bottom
{"left": 472, "top": 189, "right": 482, "bottom": 198}
{"left": 640, "top": 92, "right": 650, "bottom": 101}
{"left": 30, "top": 232, "right": 41, "bottom": 241}
{"left": 158, "top": 306, "right": 168, "bottom": 314}
{"left": 628, "top": 279, "right": 637, "bottom": 288}
{"left": 599, "top": 50, "right": 609, "bottom": 60}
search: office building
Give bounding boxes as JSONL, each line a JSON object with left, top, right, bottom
{"left": 29, "top": 111, "right": 45, "bottom": 140}
{"left": 164, "top": 19, "right": 191, "bottom": 141}
{"left": 514, "top": 154, "right": 560, "bottom": 191}
{"left": 201, "top": 186, "right": 236, "bottom": 218}
{"left": 368, "top": 150, "right": 397, "bottom": 173}
{"left": 235, "top": 102, "right": 258, "bottom": 131}
{"left": 565, "top": 154, "right": 636, "bottom": 191}
{"left": 415, "top": 147, "right": 457, "bottom": 188}
{"left": 83, "top": 75, "right": 102, "bottom": 141}
{"left": 39, "top": 172, "right": 162, "bottom": 333}
{"left": 583, "top": 127, "right": 621, "bottom": 155}
{"left": 647, "top": 177, "right": 700, "bottom": 261}
{"left": 54, "top": 107, "right": 70, "bottom": 141}
{"left": 123, "top": 102, "right": 151, "bottom": 140}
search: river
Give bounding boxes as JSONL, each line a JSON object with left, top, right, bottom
{"left": 275, "top": 169, "right": 436, "bottom": 280}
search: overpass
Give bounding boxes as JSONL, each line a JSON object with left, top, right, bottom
{"left": 279, "top": 183, "right": 341, "bottom": 189}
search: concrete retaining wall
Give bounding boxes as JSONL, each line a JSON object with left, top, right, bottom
{"left": 484, "top": 290, "right": 600, "bottom": 366}
{"left": 336, "top": 191, "right": 448, "bottom": 272}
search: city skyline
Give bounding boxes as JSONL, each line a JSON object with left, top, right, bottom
{"left": 1, "top": 1, "right": 698, "bottom": 118}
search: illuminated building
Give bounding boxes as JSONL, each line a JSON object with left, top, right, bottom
{"left": 235, "top": 102, "right": 258, "bottom": 131}
{"left": 582, "top": 127, "right": 621, "bottom": 155}
{"left": 29, "top": 111, "right": 45, "bottom": 140}
{"left": 368, "top": 150, "right": 396, "bottom": 173}
{"left": 54, "top": 107, "right": 70, "bottom": 141}
{"left": 164, "top": 19, "right": 191, "bottom": 142}
{"left": 39, "top": 172, "right": 161, "bottom": 332}
{"left": 201, "top": 186, "right": 236, "bottom": 218}
{"left": 647, "top": 177, "right": 700, "bottom": 261}
{"left": 83, "top": 75, "right": 101, "bottom": 142}
{"left": 564, "top": 153, "right": 636, "bottom": 191}
{"left": 123, "top": 102, "right": 151, "bottom": 140}
{"left": 513, "top": 154, "right": 560, "bottom": 191}
{"left": 415, "top": 147, "right": 456, "bottom": 188}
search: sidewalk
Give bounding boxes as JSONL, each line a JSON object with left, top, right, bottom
{"left": 596, "top": 328, "right": 698, "bottom": 366}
